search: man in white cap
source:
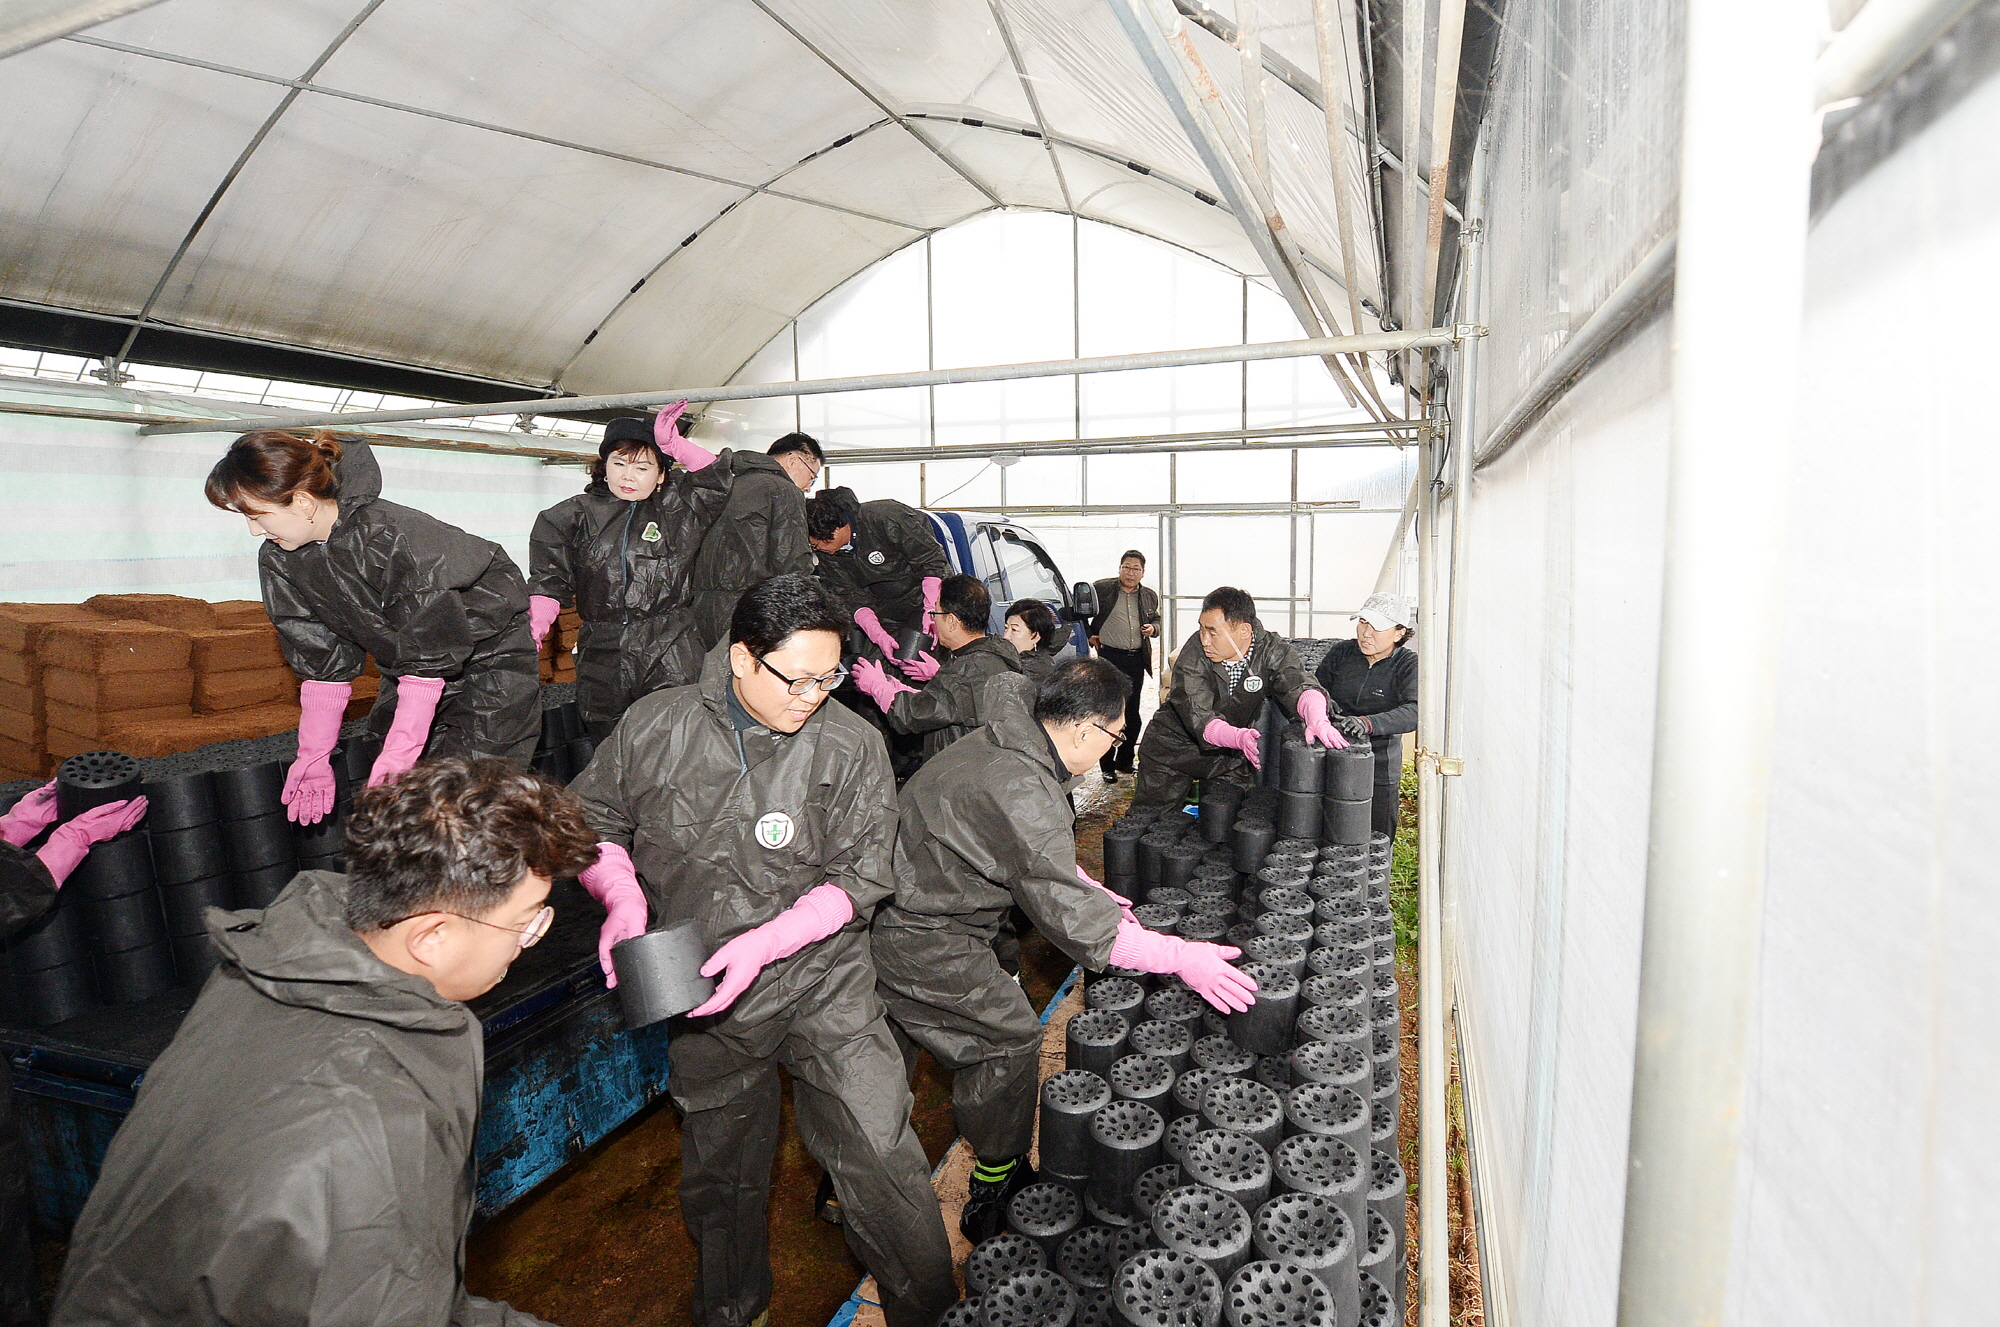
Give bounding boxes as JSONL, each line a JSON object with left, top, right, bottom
{"left": 1312, "top": 592, "right": 1419, "bottom": 837}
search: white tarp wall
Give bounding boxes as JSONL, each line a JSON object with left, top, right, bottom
{"left": 694, "top": 211, "right": 1414, "bottom": 645}
{"left": 1443, "top": 3, "right": 2000, "bottom": 1323}
{"left": 0, "top": 372, "right": 588, "bottom": 601}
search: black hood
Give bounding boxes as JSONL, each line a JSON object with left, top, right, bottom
{"left": 332, "top": 434, "right": 383, "bottom": 506}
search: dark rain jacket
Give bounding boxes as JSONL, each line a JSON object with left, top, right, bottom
{"left": 260, "top": 438, "right": 540, "bottom": 764}
{"left": 688, "top": 450, "right": 814, "bottom": 650}
{"left": 1138, "top": 625, "right": 1324, "bottom": 781}
{"left": 0, "top": 842, "right": 58, "bottom": 1326}
{"left": 566, "top": 643, "right": 899, "bottom": 1061}
{"left": 52, "top": 871, "right": 551, "bottom": 1327}
{"left": 876, "top": 675, "right": 1119, "bottom": 968}
{"left": 1314, "top": 639, "right": 1419, "bottom": 780}
{"left": 0, "top": 842, "right": 56, "bottom": 938}
{"left": 528, "top": 466, "right": 730, "bottom": 736}
{"left": 811, "top": 487, "right": 951, "bottom": 638}
{"left": 884, "top": 634, "right": 1023, "bottom": 762}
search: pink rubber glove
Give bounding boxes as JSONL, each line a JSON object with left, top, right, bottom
{"left": 1295, "top": 689, "right": 1349, "bottom": 750}
{"left": 367, "top": 676, "right": 446, "bottom": 787}
{"left": 529, "top": 595, "right": 563, "bottom": 650}
{"left": 283, "top": 680, "right": 351, "bottom": 826}
{"left": 37, "top": 798, "right": 148, "bottom": 887}
{"left": 1109, "top": 921, "right": 1258, "bottom": 1013}
{"left": 691, "top": 882, "right": 854, "bottom": 1017}
{"left": 1202, "top": 717, "right": 1262, "bottom": 772}
{"left": 895, "top": 650, "right": 941, "bottom": 682}
{"left": 921, "top": 576, "right": 943, "bottom": 630}
{"left": 0, "top": 782, "right": 58, "bottom": 848}
{"left": 851, "top": 658, "right": 915, "bottom": 714}
{"left": 653, "top": 399, "right": 715, "bottom": 471}
{"left": 1077, "top": 864, "right": 1137, "bottom": 923}
{"left": 579, "top": 842, "right": 649, "bottom": 986}
{"left": 853, "top": 606, "right": 900, "bottom": 658}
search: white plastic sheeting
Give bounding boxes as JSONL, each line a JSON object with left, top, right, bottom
{"left": 1444, "top": 4, "right": 2000, "bottom": 1325}
{"left": 692, "top": 211, "right": 1405, "bottom": 643}
{"left": 0, "top": 0, "right": 1384, "bottom": 393}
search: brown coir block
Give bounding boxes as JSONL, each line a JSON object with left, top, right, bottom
{"left": 0, "top": 735, "right": 36, "bottom": 779}
{"left": 39, "top": 620, "right": 191, "bottom": 675}
{"left": 0, "top": 603, "right": 108, "bottom": 655}
{"left": 100, "top": 701, "right": 301, "bottom": 759}
{"left": 83, "top": 594, "right": 218, "bottom": 631}
{"left": 188, "top": 627, "right": 286, "bottom": 674}
{"left": 194, "top": 668, "right": 295, "bottom": 714}
{"left": 0, "top": 708, "right": 33, "bottom": 746}
{"left": 42, "top": 665, "right": 195, "bottom": 711}
{"left": 44, "top": 727, "right": 108, "bottom": 765}
{"left": 46, "top": 698, "right": 191, "bottom": 740}
{"left": 0, "top": 655, "right": 26, "bottom": 687}
{"left": 0, "top": 679, "right": 33, "bottom": 714}
{"left": 210, "top": 600, "right": 271, "bottom": 630}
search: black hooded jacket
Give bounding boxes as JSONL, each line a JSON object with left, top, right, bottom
{"left": 51, "top": 871, "right": 552, "bottom": 1327}
{"left": 527, "top": 464, "right": 730, "bottom": 684}
{"left": 883, "top": 634, "right": 1024, "bottom": 762}
{"left": 260, "top": 439, "right": 534, "bottom": 691}
{"left": 1139, "top": 625, "right": 1324, "bottom": 774}
{"left": 810, "top": 487, "right": 951, "bottom": 637}
{"left": 877, "top": 675, "right": 1118, "bottom": 968}
{"left": 566, "top": 643, "right": 900, "bottom": 1056}
{"left": 688, "top": 449, "right": 815, "bottom": 649}
{"left": 0, "top": 842, "right": 56, "bottom": 939}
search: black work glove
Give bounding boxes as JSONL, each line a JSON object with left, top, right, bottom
{"left": 1334, "top": 713, "right": 1371, "bottom": 742}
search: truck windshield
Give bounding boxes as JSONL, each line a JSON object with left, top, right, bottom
{"left": 994, "top": 530, "right": 1065, "bottom": 606}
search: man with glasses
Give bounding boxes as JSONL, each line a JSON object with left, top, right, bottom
{"left": 54, "top": 758, "right": 596, "bottom": 1326}
{"left": 850, "top": 573, "right": 1024, "bottom": 768}
{"left": 567, "top": 572, "right": 956, "bottom": 1327}
{"left": 871, "top": 659, "right": 1258, "bottom": 1242}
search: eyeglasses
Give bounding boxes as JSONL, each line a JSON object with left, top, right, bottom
{"left": 385, "top": 904, "right": 555, "bottom": 949}
{"left": 1094, "top": 722, "right": 1129, "bottom": 750}
{"left": 756, "top": 655, "right": 850, "bottom": 695}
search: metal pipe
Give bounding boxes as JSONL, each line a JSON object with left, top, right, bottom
{"left": 1415, "top": 418, "right": 1448, "bottom": 1327}
{"left": 1815, "top": 0, "right": 1981, "bottom": 107}
{"left": 1613, "top": 0, "right": 1813, "bottom": 1321}
{"left": 1473, "top": 232, "right": 1676, "bottom": 470}
{"left": 1419, "top": 0, "right": 1471, "bottom": 330}
{"left": 936, "top": 501, "right": 1391, "bottom": 518}
{"left": 819, "top": 420, "right": 1414, "bottom": 467}
{"left": 1310, "top": 0, "right": 1369, "bottom": 335}
{"left": 137, "top": 328, "right": 1462, "bottom": 436}
{"left": 1373, "top": 469, "right": 1420, "bottom": 593}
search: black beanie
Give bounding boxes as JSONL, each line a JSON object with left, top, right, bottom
{"left": 599, "top": 417, "right": 656, "bottom": 460}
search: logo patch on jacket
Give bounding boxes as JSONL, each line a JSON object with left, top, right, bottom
{"left": 867, "top": 549, "right": 886, "bottom": 565}
{"left": 754, "top": 811, "right": 795, "bottom": 849}
{"left": 1243, "top": 673, "right": 1263, "bottom": 693}
{"left": 641, "top": 521, "right": 662, "bottom": 543}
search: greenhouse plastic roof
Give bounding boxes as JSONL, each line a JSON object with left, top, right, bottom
{"left": 0, "top": 0, "right": 1399, "bottom": 396}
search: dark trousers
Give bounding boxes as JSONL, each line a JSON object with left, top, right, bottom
{"left": 668, "top": 1002, "right": 956, "bottom": 1327}
{"left": 1095, "top": 645, "right": 1147, "bottom": 774}
{"left": 1371, "top": 737, "right": 1404, "bottom": 837}
{"left": 0, "top": 1065, "right": 41, "bottom": 1327}
{"left": 873, "top": 924, "right": 1044, "bottom": 1165}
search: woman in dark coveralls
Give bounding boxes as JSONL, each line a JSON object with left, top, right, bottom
{"left": 1313, "top": 591, "right": 1420, "bottom": 837}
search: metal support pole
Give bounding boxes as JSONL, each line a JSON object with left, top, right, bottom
{"left": 1414, "top": 419, "right": 1449, "bottom": 1327}
{"left": 1374, "top": 471, "right": 1420, "bottom": 594}
{"left": 1614, "top": 0, "right": 1814, "bottom": 1323}
{"left": 1418, "top": 0, "right": 1470, "bottom": 328}
{"left": 137, "top": 328, "right": 1460, "bottom": 437}
{"left": 0, "top": 0, "right": 166, "bottom": 60}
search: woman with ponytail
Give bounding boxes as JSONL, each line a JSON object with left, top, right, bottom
{"left": 205, "top": 431, "right": 540, "bottom": 822}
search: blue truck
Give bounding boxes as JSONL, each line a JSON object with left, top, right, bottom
{"left": 2, "top": 513, "right": 1093, "bottom": 1234}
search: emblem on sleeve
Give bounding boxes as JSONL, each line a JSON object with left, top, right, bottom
{"left": 754, "top": 811, "right": 796, "bottom": 849}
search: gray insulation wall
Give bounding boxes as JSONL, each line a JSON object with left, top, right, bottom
{"left": 1446, "top": 5, "right": 1999, "bottom": 1324}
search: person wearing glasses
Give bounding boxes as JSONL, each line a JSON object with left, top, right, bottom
{"left": 871, "top": 658, "right": 1258, "bottom": 1241}
{"left": 850, "top": 574, "right": 1024, "bottom": 766}
{"left": 53, "top": 758, "right": 595, "bottom": 1327}
{"left": 565, "top": 573, "right": 956, "bottom": 1327}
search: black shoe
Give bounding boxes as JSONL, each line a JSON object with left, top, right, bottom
{"left": 1102, "top": 769, "right": 1119, "bottom": 784}
{"left": 959, "top": 1157, "right": 1037, "bottom": 1243}
{"left": 813, "top": 1172, "right": 843, "bottom": 1226}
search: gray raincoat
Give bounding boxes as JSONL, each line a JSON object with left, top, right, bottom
{"left": 883, "top": 633, "right": 1024, "bottom": 763}
{"left": 260, "top": 439, "right": 540, "bottom": 766}
{"left": 688, "top": 450, "right": 814, "bottom": 650}
{"left": 565, "top": 644, "right": 954, "bottom": 1327}
{"left": 1133, "top": 624, "right": 1324, "bottom": 809}
{"left": 873, "top": 676, "right": 1121, "bottom": 1161}
{"left": 51, "top": 870, "right": 551, "bottom": 1327}
{"left": 809, "top": 487, "right": 951, "bottom": 639}
{"left": 528, "top": 465, "right": 729, "bottom": 741}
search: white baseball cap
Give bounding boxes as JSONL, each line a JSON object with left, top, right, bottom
{"left": 1354, "top": 593, "right": 1413, "bottom": 631}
